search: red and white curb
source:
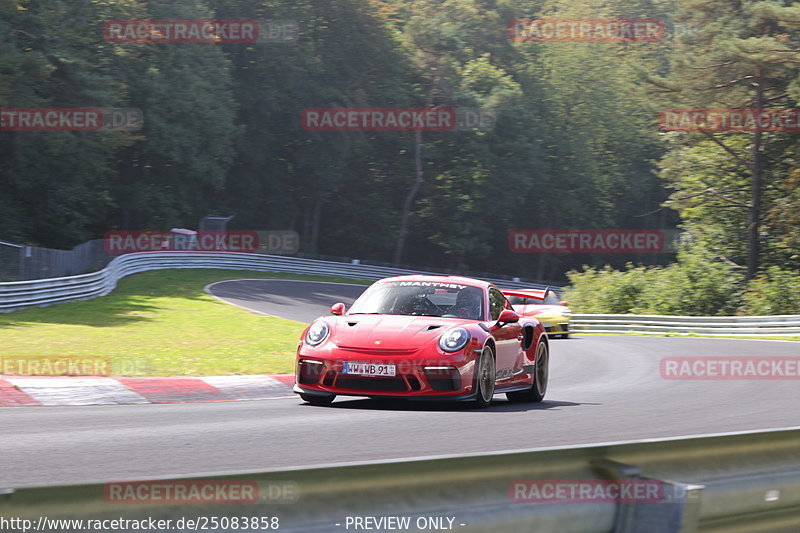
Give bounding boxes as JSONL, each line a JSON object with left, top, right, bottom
{"left": 0, "top": 374, "right": 295, "bottom": 407}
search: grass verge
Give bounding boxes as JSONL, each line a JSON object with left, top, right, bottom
{"left": 0, "top": 270, "right": 369, "bottom": 376}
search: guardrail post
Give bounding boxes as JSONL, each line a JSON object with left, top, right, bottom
{"left": 592, "top": 459, "right": 704, "bottom": 533}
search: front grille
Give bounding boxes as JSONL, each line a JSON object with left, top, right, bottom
{"left": 335, "top": 376, "right": 408, "bottom": 392}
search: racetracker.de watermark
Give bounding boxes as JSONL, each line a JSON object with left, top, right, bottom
{"left": 1, "top": 356, "right": 111, "bottom": 376}
{"left": 509, "top": 18, "right": 664, "bottom": 42}
{"left": 104, "top": 480, "right": 298, "bottom": 504}
{"left": 300, "top": 107, "right": 495, "bottom": 132}
{"left": 661, "top": 357, "right": 800, "bottom": 380}
{"left": 509, "top": 229, "right": 667, "bottom": 253}
{"left": 255, "top": 230, "right": 300, "bottom": 254}
{"left": 661, "top": 108, "right": 800, "bottom": 132}
{"left": 0, "top": 356, "right": 150, "bottom": 376}
{"left": 0, "top": 108, "right": 143, "bottom": 132}
{"left": 509, "top": 479, "right": 669, "bottom": 503}
{"left": 104, "top": 19, "right": 297, "bottom": 43}
{"left": 104, "top": 230, "right": 260, "bottom": 254}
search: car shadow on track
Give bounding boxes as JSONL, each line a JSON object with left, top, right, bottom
{"left": 300, "top": 398, "right": 590, "bottom": 413}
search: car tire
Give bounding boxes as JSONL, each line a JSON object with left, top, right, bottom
{"left": 506, "top": 341, "right": 548, "bottom": 403}
{"left": 300, "top": 392, "right": 335, "bottom": 406}
{"left": 473, "top": 346, "right": 496, "bottom": 408}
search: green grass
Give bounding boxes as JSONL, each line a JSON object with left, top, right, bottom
{"left": 0, "top": 270, "right": 369, "bottom": 376}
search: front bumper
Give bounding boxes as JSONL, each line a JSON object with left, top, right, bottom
{"left": 295, "top": 350, "right": 476, "bottom": 399}
{"left": 293, "top": 384, "right": 476, "bottom": 402}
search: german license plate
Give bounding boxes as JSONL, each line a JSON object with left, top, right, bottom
{"left": 342, "top": 362, "right": 396, "bottom": 377}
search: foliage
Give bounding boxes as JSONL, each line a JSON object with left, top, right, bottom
{"left": 646, "top": 0, "right": 800, "bottom": 278}
{"left": 0, "top": 0, "right": 796, "bottom": 315}
{"left": 0, "top": 0, "right": 679, "bottom": 279}
{"left": 741, "top": 266, "right": 800, "bottom": 316}
{"left": 564, "top": 244, "right": 744, "bottom": 316}
{"left": 563, "top": 264, "right": 653, "bottom": 314}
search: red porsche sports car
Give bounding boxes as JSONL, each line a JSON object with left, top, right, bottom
{"left": 294, "top": 275, "right": 549, "bottom": 407}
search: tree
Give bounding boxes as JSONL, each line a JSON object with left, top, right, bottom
{"left": 209, "top": 0, "right": 413, "bottom": 253}
{"left": 648, "top": 0, "right": 800, "bottom": 279}
{"left": 0, "top": 0, "right": 135, "bottom": 246}
{"left": 109, "top": 0, "right": 240, "bottom": 230}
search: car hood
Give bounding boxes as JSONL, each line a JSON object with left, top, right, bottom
{"left": 331, "top": 314, "right": 457, "bottom": 351}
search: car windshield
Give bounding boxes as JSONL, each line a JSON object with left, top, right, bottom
{"left": 544, "top": 293, "right": 561, "bottom": 305}
{"left": 508, "top": 294, "right": 562, "bottom": 306}
{"left": 348, "top": 281, "right": 484, "bottom": 319}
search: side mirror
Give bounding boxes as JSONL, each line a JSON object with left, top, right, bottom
{"left": 330, "top": 302, "right": 346, "bottom": 316}
{"left": 493, "top": 309, "right": 520, "bottom": 328}
{"left": 559, "top": 301, "right": 569, "bottom": 307}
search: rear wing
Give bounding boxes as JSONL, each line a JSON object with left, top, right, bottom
{"left": 502, "top": 287, "right": 565, "bottom": 305}
{"left": 501, "top": 288, "right": 546, "bottom": 302}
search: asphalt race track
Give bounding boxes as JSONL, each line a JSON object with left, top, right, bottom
{"left": 2, "top": 280, "right": 799, "bottom": 488}
{"left": 205, "top": 279, "right": 368, "bottom": 322}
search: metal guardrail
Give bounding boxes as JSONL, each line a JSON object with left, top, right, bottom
{"left": 571, "top": 314, "right": 800, "bottom": 336}
{"left": 2, "top": 252, "right": 795, "bottom": 337}
{"left": 3, "top": 427, "right": 800, "bottom": 532}
{"left": 0, "top": 252, "right": 549, "bottom": 313}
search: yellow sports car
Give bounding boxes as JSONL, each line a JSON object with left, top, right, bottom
{"left": 502, "top": 288, "right": 572, "bottom": 339}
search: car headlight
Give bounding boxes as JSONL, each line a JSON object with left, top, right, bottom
{"left": 439, "top": 328, "right": 470, "bottom": 353}
{"left": 305, "top": 321, "right": 330, "bottom": 346}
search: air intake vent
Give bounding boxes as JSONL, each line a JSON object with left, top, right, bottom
{"left": 407, "top": 376, "right": 422, "bottom": 391}
{"left": 426, "top": 325, "right": 442, "bottom": 331}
